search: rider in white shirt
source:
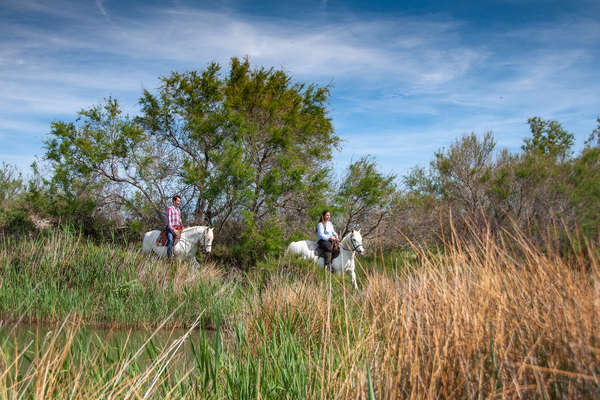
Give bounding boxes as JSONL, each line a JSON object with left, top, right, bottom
{"left": 316, "top": 210, "right": 338, "bottom": 270}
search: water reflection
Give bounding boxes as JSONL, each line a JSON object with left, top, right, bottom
{"left": 0, "top": 320, "right": 217, "bottom": 373}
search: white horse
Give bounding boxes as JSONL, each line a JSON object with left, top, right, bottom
{"left": 286, "top": 230, "right": 365, "bottom": 289}
{"left": 142, "top": 226, "right": 214, "bottom": 267}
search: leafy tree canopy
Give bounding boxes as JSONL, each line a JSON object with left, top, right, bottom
{"left": 44, "top": 58, "right": 339, "bottom": 236}
{"left": 522, "top": 117, "right": 574, "bottom": 161}
{"left": 335, "top": 156, "right": 396, "bottom": 237}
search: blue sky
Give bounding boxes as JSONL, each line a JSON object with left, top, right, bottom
{"left": 1, "top": 0, "right": 599, "bottom": 179}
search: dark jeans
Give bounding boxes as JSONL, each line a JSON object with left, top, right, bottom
{"left": 317, "top": 239, "right": 333, "bottom": 265}
{"left": 166, "top": 226, "right": 176, "bottom": 258}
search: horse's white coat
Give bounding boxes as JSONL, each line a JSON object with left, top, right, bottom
{"left": 142, "top": 226, "right": 214, "bottom": 266}
{"left": 286, "top": 230, "right": 365, "bottom": 289}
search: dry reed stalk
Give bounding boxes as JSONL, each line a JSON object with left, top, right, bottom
{"left": 334, "top": 224, "right": 600, "bottom": 399}
{"left": 2, "top": 224, "right": 598, "bottom": 398}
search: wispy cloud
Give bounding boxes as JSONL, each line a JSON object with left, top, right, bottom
{"left": 104, "top": 10, "right": 479, "bottom": 86}
{"left": 95, "top": 0, "right": 107, "bottom": 16}
{"left": 1, "top": 0, "right": 599, "bottom": 176}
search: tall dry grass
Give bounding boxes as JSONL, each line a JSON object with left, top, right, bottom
{"left": 1, "top": 224, "right": 598, "bottom": 398}
{"left": 0, "top": 309, "right": 205, "bottom": 399}
{"left": 248, "top": 225, "right": 599, "bottom": 398}
{"left": 358, "top": 231, "right": 598, "bottom": 398}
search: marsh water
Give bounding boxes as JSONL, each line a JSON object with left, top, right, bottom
{"left": 0, "top": 320, "right": 218, "bottom": 372}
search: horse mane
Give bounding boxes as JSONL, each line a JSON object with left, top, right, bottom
{"left": 183, "top": 225, "right": 209, "bottom": 231}
{"left": 181, "top": 226, "right": 207, "bottom": 236}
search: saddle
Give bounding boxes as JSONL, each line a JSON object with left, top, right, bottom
{"left": 155, "top": 227, "right": 182, "bottom": 247}
{"left": 314, "top": 240, "right": 340, "bottom": 260}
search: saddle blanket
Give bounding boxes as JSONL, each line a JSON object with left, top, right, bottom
{"left": 315, "top": 242, "right": 340, "bottom": 260}
{"left": 155, "top": 228, "right": 181, "bottom": 247}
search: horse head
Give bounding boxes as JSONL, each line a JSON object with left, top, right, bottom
{"left": 181, "top": 226, "right": 214, "bottom": 254}
{"left": 343, "top": 229, "right": 365, "bottom": 254}
{"left": 201, "top": 227, "right": 214, "bottom": 254}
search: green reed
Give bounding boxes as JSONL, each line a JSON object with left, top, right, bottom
{"left": 0, "top": 225, "right": 598, "bottom": 398}
{"left": 0, "top": 230, "right": 238, "bottom": 329}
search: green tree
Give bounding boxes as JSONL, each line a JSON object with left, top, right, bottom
{"left": 0, "top": 162, "right": 25, "bottom": 230}
{"left": 392, "top": 167, "right": 441, "bottom": 247}
{"left": 44, "top": 58, "right": 338, "bottom": 253}
{"left": 522, "top": 117, "right": 574, "bottom": 161}
{"left": 508, "top": 117, "right": 575, "bottom": 233}
{"left": 432, "top": 132, "right": 496, "bottom": 215}
{"left": 44, "top": 97, "right": 174, "bottom": 231}
{"left": 335, "top": 156, "right": 396, "bottom": 238}
{"left": 0, "top": 162, "right": 23, "bottom": 205}
{"left": 570, "top": 117, "right": 600, "bottom": 238}
{"left": 139, "top": 57, "right": 338, "bottom": 231}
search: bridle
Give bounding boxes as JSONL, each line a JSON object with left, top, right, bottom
{"left": 199, "top": 228, "right": 212, "bottom": 254}
{"left": 178, "top": 227, "right": 211, "bottom": 253}
{"left": 340, "top": 233, "right": 363, "bottom": 253}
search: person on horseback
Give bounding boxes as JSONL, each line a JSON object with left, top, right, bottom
{"left": 317, "top": 209, "right": 338, "bottom": 271}
{"left": 166, "top": 195, "right": 184, "bottom": 259}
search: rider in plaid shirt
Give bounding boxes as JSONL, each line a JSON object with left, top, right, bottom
{"left": 166, "top": 195, "right": 184, "bottom": 258}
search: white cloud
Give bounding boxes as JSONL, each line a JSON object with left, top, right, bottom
{"left": 1, "top": 1, "right": 599, "bottom": 176}
{"left": 0, "top": 6, "right": 485, "bottom": 119}
{"left": 96, "top": 0, "right": 107, "bottom": 16}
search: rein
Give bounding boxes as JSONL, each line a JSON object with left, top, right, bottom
{"left": 340, "top": 235, "right": 362, "bottom": 253}
{"left": 199, "top": 228, "right": 211, "bottom": 253}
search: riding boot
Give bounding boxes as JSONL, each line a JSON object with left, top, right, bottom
{"left": 324, "top": 252, "right": 333, "bottom": 272}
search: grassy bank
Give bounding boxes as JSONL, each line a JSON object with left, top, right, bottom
{"left": 0, "top": 230, "right": 237, "bottom": 329}
{"left": 0, "top": 228, "right": 599, "bottom": 398}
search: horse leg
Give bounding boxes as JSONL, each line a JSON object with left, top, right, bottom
{"left": 142, "top": 241, "right": 151, "bottom": 255}
{"left": 189, "top": 251, "right": 200, "bottom": 268}
{"left": 346, "top": 257, "right": 358, "bottom": 289}
{"left": 350, "top": 269, "right": 358, "bottom": 289}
